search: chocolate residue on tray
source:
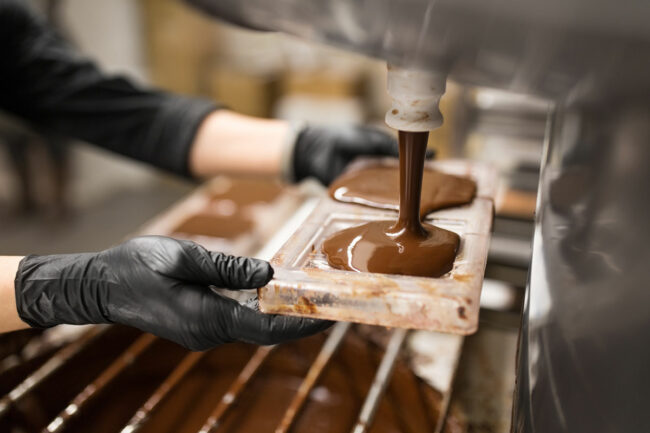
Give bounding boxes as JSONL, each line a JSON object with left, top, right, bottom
{"left": 171, "top": 178, "right": 283, "bottom": 241}
{"left": 172, "top": 214, "right": 253, "bottom": 240}
{"left": 208, "top": 178, "right": 283, "bottom": 207}
{"left": 329, "top": 164, "right": 476, "bottom": 218}
{"left": 323, "top": 131, "right": 460, "bottom": 278}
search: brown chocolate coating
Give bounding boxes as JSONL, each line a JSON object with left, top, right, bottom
{"left": 322, "top": 220, "right": 459, "bottom": 278}
{"left": 170, "top": 178, "right": 283, "bottom": 241}
{"left": 207, "top": 178, "right": 283, "bottom": 207}
{"left": 323, "top": 131, "right": 460, "bottom": 278}
{"left": 329, "top": 165, "right": 476, "bottom": 218}
{"left": 172, "top": 214, "right": 253, "bottom": 240}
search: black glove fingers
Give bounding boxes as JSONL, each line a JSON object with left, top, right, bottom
{"left": 227, "top": 301, "right": 332, "bottom": 345}
{"left": 294, "top": 125, "right": 399, "bottom": 186}
{"left": 362, "top": 127, "right": 399, "bottom": 157}
{"left": 131, "top": 237, "right": 220, "bottom": 288}
{"left": 209, "top": 252, "right": 274, "bottom": 290}
{"left": 155, "top": 239, "right": 273, "bottom": 291}
{"left": 166, "top": 284, "right": 235, "bottom": 351}
{"left": 332, "top": 126, "right": 394, "bottom": 156}
{"left": 173, "top": 240, "right": 228, "bottom": 286}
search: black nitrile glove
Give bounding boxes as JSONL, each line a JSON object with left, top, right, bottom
{"left": 14, "top": 236, "right": 330, "bottom": 351}
{"left": 292, "top": 125, "right": 399, "bottom": 185}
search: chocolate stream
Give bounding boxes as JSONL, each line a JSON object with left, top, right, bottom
{"left": 323, "top": 131, "right": 460, "bottom": 278}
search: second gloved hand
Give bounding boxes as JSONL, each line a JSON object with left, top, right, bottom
{"left": 15, "top": 236, "right": 330, "bottom": 350}
{"left": 292, "top": 125, "right": 398, "bottom": 185}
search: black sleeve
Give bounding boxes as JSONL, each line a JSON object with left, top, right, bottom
{"left": 0, "top": 0, "right": 218, "bottom": 177}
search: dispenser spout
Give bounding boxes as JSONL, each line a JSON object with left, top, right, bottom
{"left": 384, "top": 64, "right": 447, "bottom": 132}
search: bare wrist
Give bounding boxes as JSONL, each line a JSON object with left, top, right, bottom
{"left": 1, "top": 256, "right": 28, "bottom": 332}
{"left": 189, "top": 110, "right": 290, "bottom": 179}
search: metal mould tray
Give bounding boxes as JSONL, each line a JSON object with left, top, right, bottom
{"left": 259, "top": 160, "right": 496, "bottom": 334}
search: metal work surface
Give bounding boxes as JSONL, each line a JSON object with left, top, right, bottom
{"left": 512, "top": 101, "right": 650, "bottom": 432}
{"left": 0, "top": 324, "right": 464, "bottom": 433}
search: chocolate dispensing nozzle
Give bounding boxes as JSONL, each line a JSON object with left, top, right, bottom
{"left": 384, "top": 63, "right": 447, "bottom": 132}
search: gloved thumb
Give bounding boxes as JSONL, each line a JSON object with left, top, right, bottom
{"left": 226, "top": 297, "right": 333, "bottom": 345}
{"left": 173, "top": 240, "right": 273, "bottom": 290}
{"left": 208, "top": 251, "right": 273, "bottom": 290}
{"left": 361, "top": 127, "right": 399, "bottom": 157}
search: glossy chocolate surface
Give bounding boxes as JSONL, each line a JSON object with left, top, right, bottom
{"left": 324, "top": 132, "right": 460, "bottom": 278}
{"left": 329, "top": 165, "right": 476, "bottom": 218}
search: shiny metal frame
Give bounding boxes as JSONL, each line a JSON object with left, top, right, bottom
{"left": 0, "top": 324, "right": 444, "bottom": 433}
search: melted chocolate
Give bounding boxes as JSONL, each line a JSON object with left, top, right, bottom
{"left": 329, "top": 164, "right": 476, "bottom": 218}
{"left": 207, "top": 178, "right": 283, "bottom": 207}
{"left": 323, "top": 132, "right": 460, "bottom": 278}
{"left": 172, "top": 214, "right": 253, "bottom": 240}
{"left": 171, "top": 178, "right": 283, "bottom": 241}
{"left": 322, "top": 220, "right": 459, "bottom": 278}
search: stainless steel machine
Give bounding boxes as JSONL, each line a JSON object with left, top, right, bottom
{"left": 186, "top": 1, "right": 650, "bottom": 431}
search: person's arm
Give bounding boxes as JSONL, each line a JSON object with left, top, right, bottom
{"left": 189, "top": 111, "right": 290, "bottom": 179}
{"left": 0, "top": 256, "right": 27, "bottom": 332}
{"left": 0, "top": 0, "right": 215, "bottom": 176}
{"left": 9, "top": 237, "right": 330, "bottom": 349}
{"left": 190, "top": 110, "right": 399, "bottom": 184}
{"left": 0, "top": 0, "right": 397, "bottom": 184}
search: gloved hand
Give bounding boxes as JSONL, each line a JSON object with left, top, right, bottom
{"left": 14, "top": 236, "right": 330, "bottom": 351}
{"left": 292, "top": 125, "right": 398, "bottom": 185}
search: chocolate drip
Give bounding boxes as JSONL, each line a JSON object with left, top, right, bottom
{"left": 323, "top": 131, "right": 460, "bottom": 278}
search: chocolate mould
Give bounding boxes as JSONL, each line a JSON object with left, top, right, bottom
{"left": 139, "top": 176, "right": 303, "bottom": 255}
{"left": 259, "top": 159, "right": 497, "bottom": 334}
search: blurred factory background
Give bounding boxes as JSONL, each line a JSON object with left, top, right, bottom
{"left": 0, "top": 0, "right": 545, "bottom": 256}
{"left": 0, "top": 1, "right": 549, "bottom": 431}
